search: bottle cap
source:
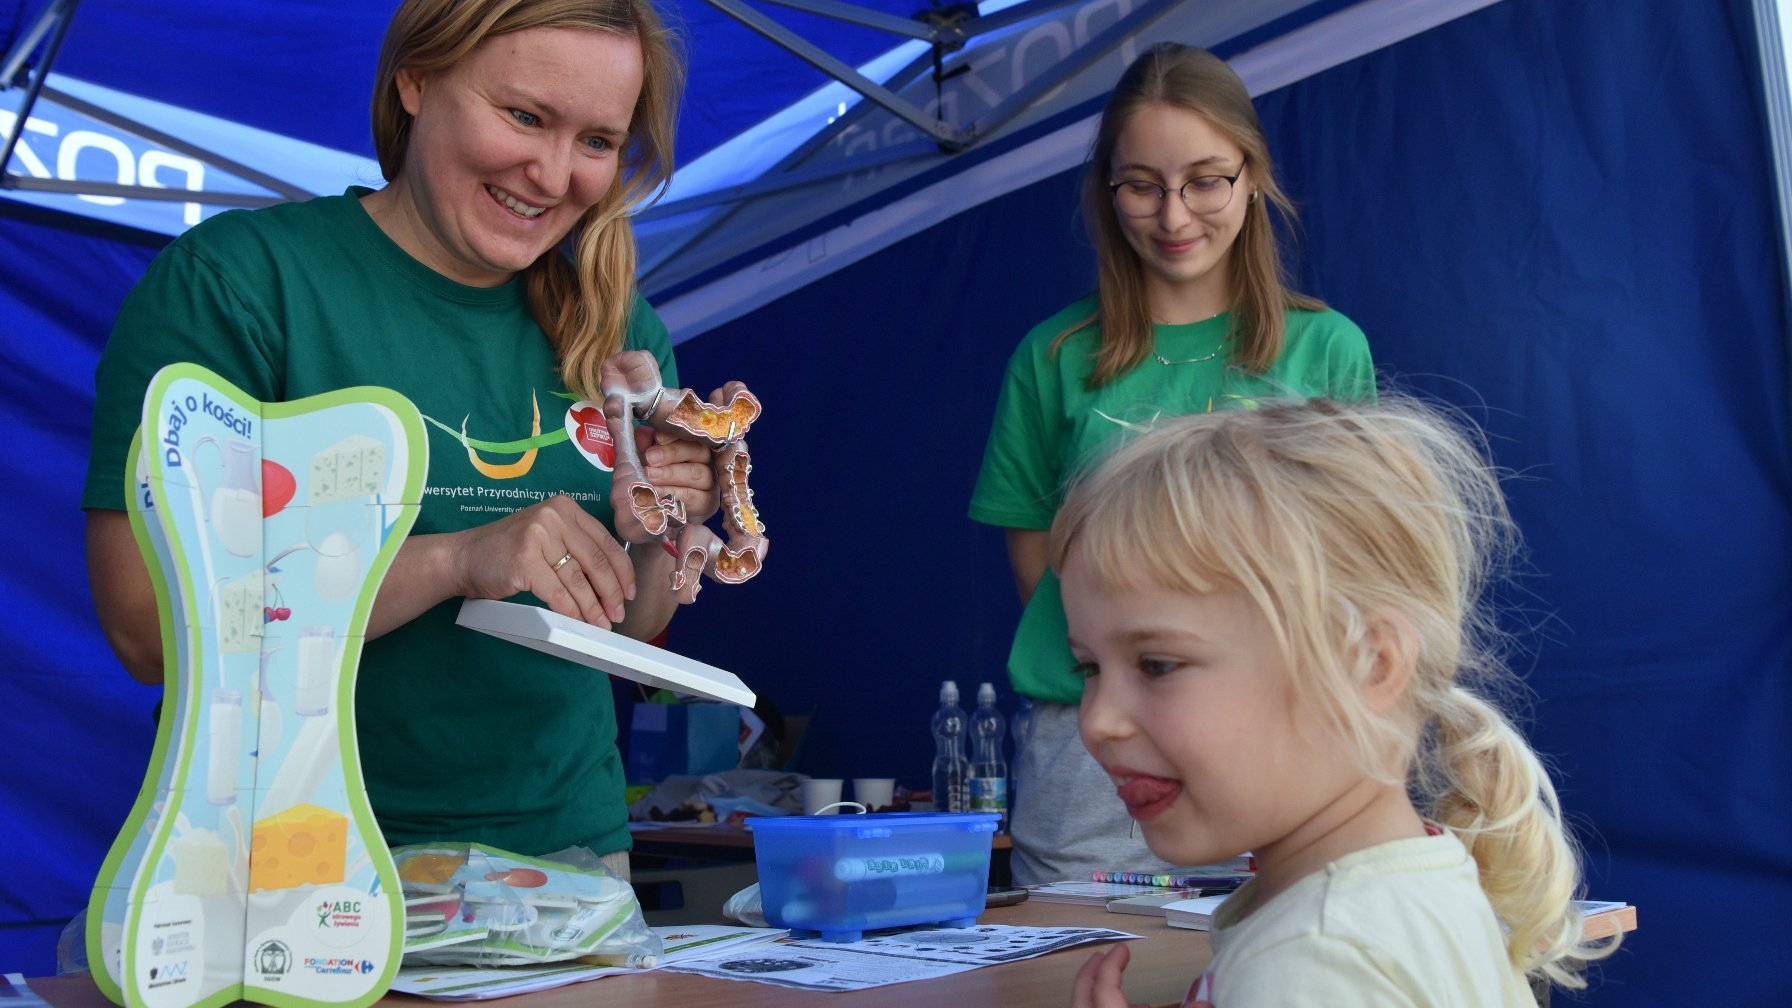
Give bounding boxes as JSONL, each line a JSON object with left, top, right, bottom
{"left": 940, "top": 680, "right": 959, "bottom": 704}
{"left": 978, "top": 682, "right": 996, "bottom": 705}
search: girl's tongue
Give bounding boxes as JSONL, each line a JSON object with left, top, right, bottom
{"left": 1116, "top": 775, "right": 1180, "bottom": 813}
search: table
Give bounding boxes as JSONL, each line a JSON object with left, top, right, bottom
{"left": 24, "top": 903, "right": 1637, "bottom": 1008}
{"left": 26, "top": 900, "right": 1206, "bottom": 1008}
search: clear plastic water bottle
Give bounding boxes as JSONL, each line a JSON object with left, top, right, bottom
{"left": 930, "top": 680, "right": 970, "bottom": 813}
{"left": 968, "top": 682, "right": 1008, "bottom": 827}
{"left": 1009, "top": 695, "right": 1033, "bottom": 802}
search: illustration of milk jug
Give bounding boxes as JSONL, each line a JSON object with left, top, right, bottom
{"left": 198, "top": 436, "right": 262, "bottom": 558}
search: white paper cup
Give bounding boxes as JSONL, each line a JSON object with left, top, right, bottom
{"left": 800, "top": 777, "right": 845, "bottom": 814}
{"left": 852, "top": 777, "right": 896, "bottom": 810}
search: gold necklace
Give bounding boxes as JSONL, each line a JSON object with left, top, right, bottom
{"left": 1152, "top": 310, "right": 1226, "bottom": 365}
{"left": 1153, "top": 345, "right": 1224, "bottom": 366}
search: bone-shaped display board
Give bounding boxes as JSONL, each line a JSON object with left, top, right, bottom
{"left": 455, "top": 599, "right": 756, "bottom": 708}
{"left": 87, "top": 363, "right": 426, "bottom": 1008}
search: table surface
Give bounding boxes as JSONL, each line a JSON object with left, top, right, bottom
{"left": 26, "top": 901, "right": 1637, "bottom": 1008}
{"left": 27, "top": 900, "right": 1202, "bottom": 1008}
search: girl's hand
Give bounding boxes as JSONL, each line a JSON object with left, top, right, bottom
{"left": 1071, "top": 944, "right": 1146, "bottom": 1008}
{"left": 450, "top": 494, "right": 634, "bottom": 629}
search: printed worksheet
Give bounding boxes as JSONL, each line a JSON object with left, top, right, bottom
{"left": 660, "top": 923, "right": 1137, "bottom": 992}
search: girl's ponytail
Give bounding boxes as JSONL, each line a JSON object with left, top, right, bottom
{"left": 1427, "top": 684, "right": 1612, "bottom": 987}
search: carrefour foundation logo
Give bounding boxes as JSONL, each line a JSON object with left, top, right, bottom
{"left": 303, "top": 957, "right": 378, "bottom": 976}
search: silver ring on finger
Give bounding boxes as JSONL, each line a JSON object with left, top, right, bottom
{"left": 551, "top": 552, "right": 573, "bottom": 572}
{"left": 634, "top": 386, "right": 664, "bottom": 421}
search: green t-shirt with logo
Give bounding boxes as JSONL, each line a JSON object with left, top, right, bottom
{"left": 969, "top": 295, "right": 1375, "bottom": 705}
{"left": 84, "top": 187, "right": 676, "bottom": 858}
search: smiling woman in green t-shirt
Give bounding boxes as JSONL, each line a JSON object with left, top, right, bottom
{"left": 970, "top": 43, "right": 1375, "bottom": 886}
{"left": 83, "top": 0, "right": 702, "bottom": 868}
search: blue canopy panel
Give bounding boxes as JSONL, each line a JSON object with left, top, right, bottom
{"left": 640, "top": 0, "right": 1507, "bottom": 338}
{"left": 0, "top": 0, "right": 939, "bottom": 204}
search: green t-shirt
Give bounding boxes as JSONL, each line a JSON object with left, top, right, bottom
{"left": 968, "top": 296, "right": 1375, "bottom": 704}
{"left": 84, "top": 187, "right": 677, "bottom": 857}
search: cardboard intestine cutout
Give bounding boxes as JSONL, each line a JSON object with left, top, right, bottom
{"left": 599, "top": 352, "right": 767, "bottom": 603}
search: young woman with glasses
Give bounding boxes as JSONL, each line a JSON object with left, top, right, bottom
{"left": 970, "top": 42, "right": 1377, "bottom": 886}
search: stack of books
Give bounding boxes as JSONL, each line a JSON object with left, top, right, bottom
{"left": 1162, "top": 893, "right": 1232, "bottom": 931}
{"left": 1026, "top": 880, "right": 1200, "bottom": 906}
{"left": 1028, "top": 861, "right": 1253, "bottom": 915}
{"left": 1104, "top": 891, "right": 1216, "bottom": 917}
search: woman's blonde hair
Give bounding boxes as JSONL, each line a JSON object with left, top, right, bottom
{"left": 1055, "top": 42, "right": 1322, "bottom": 387}
{"left": 371, "top": 0, "right": 684, "bottom": 398}
{"left": 1049, "top": 397, "right": 1614, "bottom": 988}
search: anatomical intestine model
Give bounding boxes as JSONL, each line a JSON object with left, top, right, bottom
{"left": 599, "top": 351, "right": 767, "bottom": 604}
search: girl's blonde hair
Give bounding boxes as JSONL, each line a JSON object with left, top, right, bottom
{"left": 1055, "top": 42, "right": 1323, "bottom": 387}
{"left": 1049, "top": 396, "right": 1614, "bottom": 988}
{"left": 371, "top": 0, "right": 684, "bottom": 399}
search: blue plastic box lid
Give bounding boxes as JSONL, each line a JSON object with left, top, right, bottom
{"left": 748, "top": 810, "right": 1000, "bottom": 837}
{"left": 749, "top": 811, "right": 999, "bottom": 942}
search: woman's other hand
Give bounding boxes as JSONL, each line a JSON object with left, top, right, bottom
{"left": 642, "top": 408, "right": 720, "bottom": 523}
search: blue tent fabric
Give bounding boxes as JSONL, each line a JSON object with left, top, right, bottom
{"left": 12, "top": 0, "right": 923, "bottom": 164}
{"left": 0, "top": 207, "right": 162, "bottom": 971}
{"left": 4, "top": 0, "right": 1791, "bottom": 1002}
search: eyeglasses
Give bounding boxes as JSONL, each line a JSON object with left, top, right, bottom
{"left": 1109, "top": 170, "right": 1243, "bottom": 218}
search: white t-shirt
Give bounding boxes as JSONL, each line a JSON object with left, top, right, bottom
{"left": 1188, "top": 831, "right": 1534, "bottom": 1007}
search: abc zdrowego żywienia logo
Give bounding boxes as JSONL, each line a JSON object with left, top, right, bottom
{"left": 315, "top": 898, "right": 364, "bottom": 931}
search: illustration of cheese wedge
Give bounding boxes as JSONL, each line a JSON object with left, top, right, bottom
{"left": 249, "top": 802, "right": 347, "bottom": 891}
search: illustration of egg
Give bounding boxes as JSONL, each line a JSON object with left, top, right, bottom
{"left": 314, "top": 532, "right": 362, "bottom": 599}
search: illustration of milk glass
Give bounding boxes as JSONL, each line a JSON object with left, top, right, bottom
{"left": 197, "top": 436, "right": 262, "bottom": 559}
{"left": 255, "top": 647, "right": 283, "bottom": 761}
{"left": 207, "top": 689, "right": 243, "bottom": 805}
{"left": 296, "top": 627, "right": 337, "bottom": 717}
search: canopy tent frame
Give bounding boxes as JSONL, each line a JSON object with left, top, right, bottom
{"left": 637, "top": 0, "right": 1175, "bottom": 289}
{"left": 1752, "top": 0, "right": 1792, "bottom": 408}
{"left": 2, "top": 0, "right": 304, "bottom": 211}
{"left": 702, "top": 0, "right": 1108, "bottom": 153}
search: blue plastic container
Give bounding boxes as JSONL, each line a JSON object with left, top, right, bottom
{"left": 749, "top": 811, "right": 1000, "bottom": 942}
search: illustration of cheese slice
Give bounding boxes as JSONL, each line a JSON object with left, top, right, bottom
{"left": 249, "top": 802, "right": 346, "bottom": 891}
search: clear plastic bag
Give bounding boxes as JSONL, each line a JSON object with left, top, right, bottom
{"left": 395, "top": 842, "right": 662, "bottom": 967}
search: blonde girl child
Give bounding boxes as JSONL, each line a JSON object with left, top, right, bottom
{"left": 1057, "top": 398, "right": 1613, "bottom": 1006}
{"left": 969, "top": 42, "right": 1374, "bottom": 885}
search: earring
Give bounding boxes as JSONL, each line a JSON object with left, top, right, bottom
{"left": 1249, "top": 189, "right": 1258, "bottom": 203}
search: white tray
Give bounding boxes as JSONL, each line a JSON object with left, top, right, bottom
{"left": 456, "top": 599, "right": 756, "bottom": 707}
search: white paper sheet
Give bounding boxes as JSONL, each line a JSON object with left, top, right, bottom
{"left": 660, "top": 923, "right": 1138, "bottom": 992}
